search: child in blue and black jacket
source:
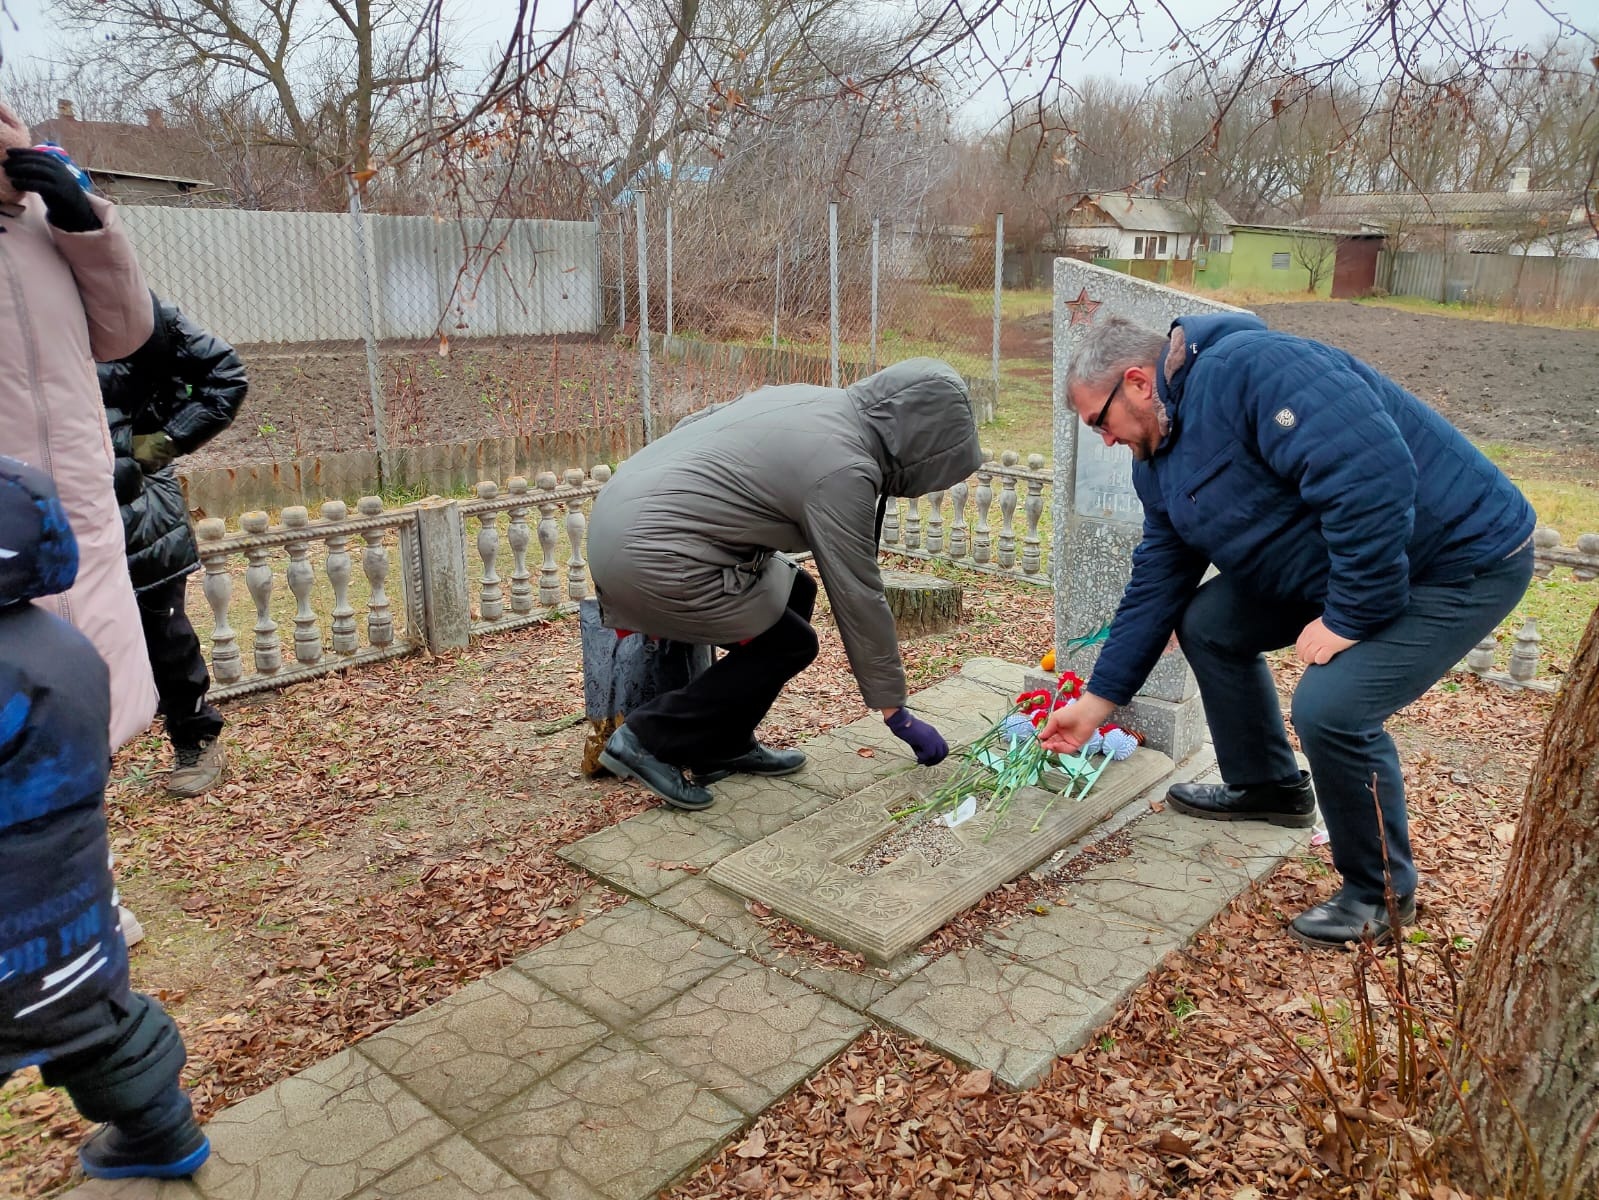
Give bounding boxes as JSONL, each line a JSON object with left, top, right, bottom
{"left": 0, "top": 455, "right": 209, "bottom": 1181}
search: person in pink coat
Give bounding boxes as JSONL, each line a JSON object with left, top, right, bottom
{"left": 1, "top": 98, "right": 158, "bottom": 749}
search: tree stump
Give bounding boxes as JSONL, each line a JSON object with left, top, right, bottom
{"left": 881, "top": 570, "right": 964, "bottom": 638}
{"left": 578, "top": 599, "right": 713, "bottom": 776}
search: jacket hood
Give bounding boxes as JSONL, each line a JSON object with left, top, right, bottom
{"left": 0, "top": 456, "right": 79, "bottom": 607}
{"left": 845, "top": 358, "right": 983, "bottom": 496}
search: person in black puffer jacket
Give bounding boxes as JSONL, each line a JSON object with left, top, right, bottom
{"left": 0, "top": 456, "right": 210, "bottom": 1181}
{"left": 99, "top": 293, "right": 247, "bottom": 797}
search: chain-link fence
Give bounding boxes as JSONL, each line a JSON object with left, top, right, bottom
{"left": 611, "top": 193, "right": 1006, "bottom": 424}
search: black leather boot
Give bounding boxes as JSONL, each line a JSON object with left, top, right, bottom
{"left": 1167, "top": 770, "right": 1317, "bottom": 827}
{"left": 1289, "top": 888, "right": 1417, "bottom": 950}
{"left": 693, "top": 743, "right": 807, "bottom": 785}
{"left": 598, "top": 725, "right": 714, "bottom": 811}
{"left": 78, "top": 1087, "right": 210, "bottom": 1181}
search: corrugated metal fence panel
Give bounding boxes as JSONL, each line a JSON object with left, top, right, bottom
{"left": 1381, "top": 249, "right": 1599, "bottom": 310}
{"left": 121, "top": 208, "right": 601, "bottom": 343}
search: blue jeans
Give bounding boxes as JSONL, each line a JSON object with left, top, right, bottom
{"left": 1175, "top": 545, "right": 1533, "bottom": 902}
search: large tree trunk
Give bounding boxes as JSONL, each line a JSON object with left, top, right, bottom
{"left": 1442, "top": 603, "right": 1599, "bottom": 1198}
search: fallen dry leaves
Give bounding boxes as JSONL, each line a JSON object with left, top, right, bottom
{"left": 0, "top": 565, "right": 1562, "bottom": 1200}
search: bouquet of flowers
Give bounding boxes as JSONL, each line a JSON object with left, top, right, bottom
{"left": 893, "top": 667, "right": 1141, "bottom": 839}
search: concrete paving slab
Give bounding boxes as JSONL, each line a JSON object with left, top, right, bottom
{"left": 868, "top": 947, "right": 1115, "bottom": 1090}
{"left": 185, "top": 1049, "right": 450, "bottom": 1200}
{"left": 465, "top": 1035, "right": 745, "bottom": 1200}
{"left": 958, "top": 657, "right": 1031, "bottom": 696}
{"left": 352, "top": 1137, "right": 540, "bottom": 1199}
{"left": 629, "top": 958, "right": 868, "bottom": 1115}
{"left": 557, "top": 807, "right": 742, "bottom": 899}
{"left": 984, "top": 898, "right": 1183, "bottom": 1001}
{"left": 511, "top": 902, "right": 738, "bottom": 1028}
{"left": 783, "top": 729, "right": 918, "bottom": 798}
{"left": 691, "top": 775, "right": 834, "bottom": 845}
{"left": 356, "top": 968, "right": 607, "bottom": 1125}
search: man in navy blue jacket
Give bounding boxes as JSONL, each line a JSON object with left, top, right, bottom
{"left": 1, "top": 456, "right": 209, "bottom": 1180}
{"left": 1040, "top": 313, "right": 1535, "bottom": 949}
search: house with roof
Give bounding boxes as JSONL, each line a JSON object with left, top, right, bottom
{"left": 1061, "top": 193, "right": 1239, "bottom": 261}
{"left": 1311, "top": 169, "right": 1596, "bottom": 258}
{"left": 32, "top": 100, "right": 219, "bottom": 205}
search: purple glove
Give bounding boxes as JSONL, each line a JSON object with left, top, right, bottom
{"left": 885, "top": 708, "right": 949, "bottom": 766}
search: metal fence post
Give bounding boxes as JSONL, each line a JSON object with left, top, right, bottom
{"left": 665, "top": 203, "right": 674, "bottom": 340}
{"left": 870, "top": 217, "right": 880, "bottom": 373}
{"left": 991, "top": 212, "right": 1004, "bottom": 409}
{"left": 829, "top": 201, "right": 840, "bottom": 387}
{"left": 617, "top": 211, "right": 628, "bottom": 327}
{"left": 634, "top": 193, "right": 653, "bottom": 443}
{"left": 346, "top": 176, "right": 388, "bottom": 490}
{"left": 772, "top": 244, "right": 782, "bottom": 350}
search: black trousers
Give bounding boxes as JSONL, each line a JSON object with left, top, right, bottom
{"left": 625, "top": 569, "right": 820, "bottom": 768}
{"left": 137, "top": 576, "right": 224, "bottom": 749}
{"left": 4, "top": 992, "right": 189, "bottom": 1134}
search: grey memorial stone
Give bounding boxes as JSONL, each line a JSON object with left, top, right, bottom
{"left": 709, "top": 751, "right": 1172, "bottom": 964}
{"left": 1052, "top": 260, "right": 1250, "bottom": 760}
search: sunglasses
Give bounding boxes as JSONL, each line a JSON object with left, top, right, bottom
{"left": 1088, "top": 374, "right": 1124, "bottom": 430}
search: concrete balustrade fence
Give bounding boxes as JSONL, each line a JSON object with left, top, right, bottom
{"left": 184, "top": 451, "right": 1593, "bottom": 703}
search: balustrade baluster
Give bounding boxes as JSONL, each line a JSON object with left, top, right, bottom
{"left": 506, "top": 477, "right": 533, "bottom": 615}
{"left": 973, "top": 455, "right": 994, "bottom": 566}
{"left": 282, "top": 507, "right": 322, "bottom": 664}
{"left": 1509, "top": 619, "right": 1541, "bottom": 682}
{"left": 881, "top": 496, "right": 900, "bottom": 547}
{"left": 1575, "top": 533, "right": 1599, "bottom": 582}
{"left": 359, "top": 496, "right": 393, "bottom": 648}
{"left": 196, "top": 518, "right": 240, "bottom": 684}
{"left": 564, "top": 469, "right": 589, "bottom": 601}
{"left": 536, "top": 472, "right": 562, "bottom": 606}
{"left": 475, "top": 481, "right": 504, "bottom": 622}
{"left": 240, "top": 511, "right": 281, "bottom": 674}
{"left": 948, "top": 479, "right": 969, "bottom": 559}
{"left": 1532, "top": 527, "right": 1559, "bottom": 578}
{"left": 997, "top": 451, "right": 1019, "bottom": 570}
{"left": 902, "top": 496, "right": 921, "bottom": 551}
{"left": 926, "top": 490, "right": 945, "bottom": 557}
{"left": 320, "top": 501, "right": 358, "bottom": 656}
{"left": 1464, "top": 633, "right": 1497, "bottom": 674}
{"left": 1022, "top": 454, "right": 1045, "bottom": 576}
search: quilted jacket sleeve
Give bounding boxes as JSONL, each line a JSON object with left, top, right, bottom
{"left": 160, "top": 304, "right": 248, "bottom": 453}
{"left": 800, "top": 465, "right": 907, "bottom": 711}
{"left": 1086, "top": 487, "right": 1208, "bottom": 707}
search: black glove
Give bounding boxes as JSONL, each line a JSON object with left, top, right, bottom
{"left": 2, "top": 149, "right": 99, "bottom": 232}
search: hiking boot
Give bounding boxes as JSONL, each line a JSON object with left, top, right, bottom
{"left": 1288, "top": 888, "right": 1418, "bottom": 950}
{"left": 692, "top": 743, "right": 808, "bottom": 785}
{"left": 118, "top": 906, "right": 145, "bottom": 949}
{"left": 167, "top": 737, "right": 225, "bottom": 797}
{"left": 598, "top": 725, "right": 714, "bottom": 811}
{"left": 78, "top": 1096, "right": 210, "bottom": 1181}
{"left": 1166, "top": 770, "right": 1317, "bottom": 828}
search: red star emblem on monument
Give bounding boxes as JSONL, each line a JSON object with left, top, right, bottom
{"left": 1065, "top": 287, "right": 1102, "bottom": 326}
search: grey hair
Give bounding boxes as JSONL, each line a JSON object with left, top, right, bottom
{"left": 1064, "top": 314, "right": 1169, "bottom": 394}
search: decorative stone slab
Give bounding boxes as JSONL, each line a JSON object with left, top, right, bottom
{"left": 692, "top": 774, "right": 834, "bottom": 845}
{"left": 984, "top": 897, "right": 1184, "bottom": 1001}
{"left": 557, "top": 806, "right": 742, "bottom": 898}
{"left": 511, "top": 901, "right": 738, "bottom": 1027}
{"left": 356, "top": 968, "right": 607, "bottom": 1124}
{"left": 709, "top": 749, "right": 1173, "bottom": 964}
{"left": 353, "top": 1137, "right": 540, "bottom": 1199}
{"left": 465, "top": 1034, "right": 745, "bottom": 1200}
{"left": 629, "top": 958, "right": 869, "bottom": 1114}
{"left": 868, "top": 947, "right": 1115, "bottom": 1089}
{"left": 185, "top": 1049, "right": 450, "bottom": 1200}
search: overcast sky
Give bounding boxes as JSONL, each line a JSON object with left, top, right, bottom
{"left": 2, "top": 0, "right": 1590, "bottom": 125}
